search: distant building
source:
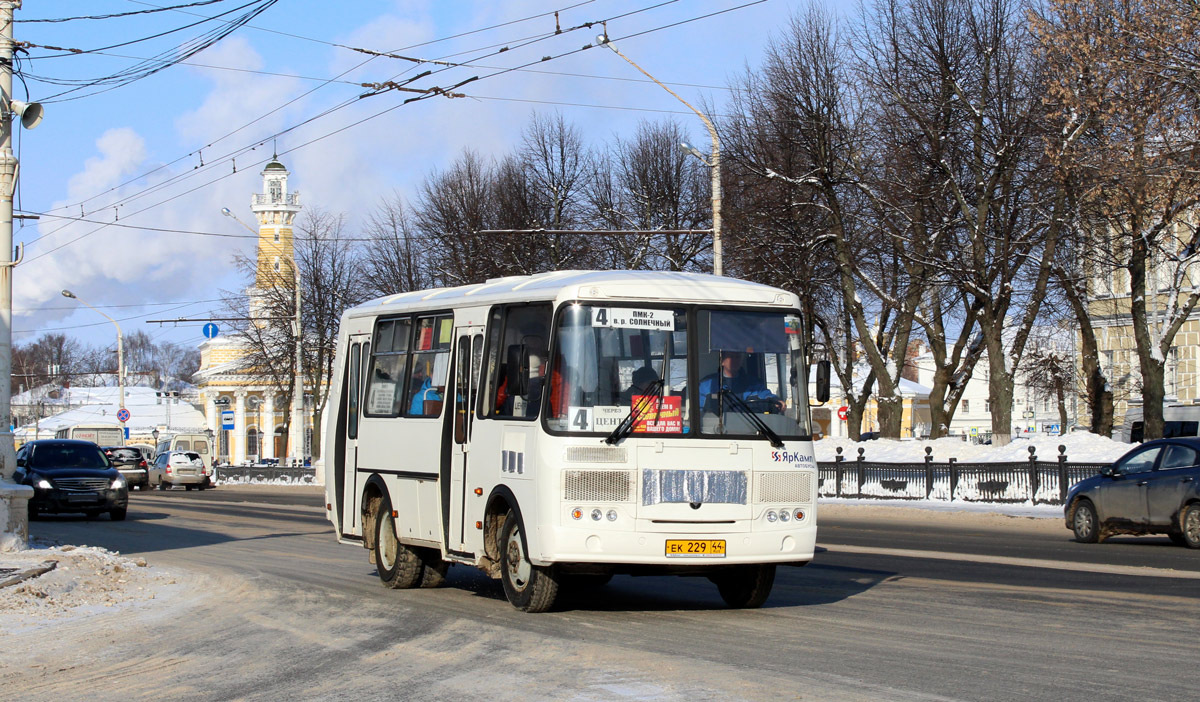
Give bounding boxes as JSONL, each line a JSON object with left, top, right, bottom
{"left": 1085, "top": 246, "right": 1200, "bottom": 432}
{"left": 192, "top": 159, "right": 312, "bottom": 464}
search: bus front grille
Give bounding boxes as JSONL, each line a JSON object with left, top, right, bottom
{"left": 755, "top": 472, "right": 813, "bottom": 503}
{"left": 563, "top": 446, "right": 628, "bottom": 464}
{"left": 564, "top": 470, "right": 634, "bottom": 503}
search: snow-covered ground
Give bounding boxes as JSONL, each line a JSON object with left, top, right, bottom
{"left": 815, "top": 431, "right": 1130, "bottom": 464}
{"left": 0, "top": 541, "right": 183, "bottom": 634}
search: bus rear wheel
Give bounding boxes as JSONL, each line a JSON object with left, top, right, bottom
{"left": 499, "top": 509, "right": 558, "bottom": 613}
{"left": 374, "top": 495, "right": 425, "bottom": 589}
{"left": 711, "top": 564, "right": 776, "bottom": 609}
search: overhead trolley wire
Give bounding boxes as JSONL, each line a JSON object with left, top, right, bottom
{"left": 31, "top": 0, "right": 604, "bottom": 219}
{"left": 21, "top": 1, "right": 764, "bottom": 261}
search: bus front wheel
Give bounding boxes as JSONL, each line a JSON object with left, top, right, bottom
{"left": 711, "top": 564, "right": 776, "bottom": 609}
{"left": 374, "top": 495, "right": 425, "bottom": 589}
{"left": 499, "top": 509, "right": 559, "bottom": 613}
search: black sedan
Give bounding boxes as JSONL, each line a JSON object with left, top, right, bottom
{"left": 102, "top": 445, "right": 151, "bottom": 490}
{"left": 1065, "top": 438, "right": 1200, "bottom": 547}
{"left": 15, "top": 439, "right": 129, "bottom": 521}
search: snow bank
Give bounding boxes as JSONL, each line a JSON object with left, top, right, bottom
{"left": 815, "top": 432, "right": 1129, "bottom": 464}
{"left": 0, "top": 541, "right": 180, "bottom": 633}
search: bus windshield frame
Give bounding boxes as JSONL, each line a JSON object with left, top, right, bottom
{"left": 543, "top": 301, "right": 813, "bottom": 441}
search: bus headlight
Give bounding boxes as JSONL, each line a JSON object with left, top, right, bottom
{"left": 606, "top": 509, "right": 618, "bottom": 522}
{"left": 590, "top": 508, "right": 603, "bottom": 521}
{"left": 778, "top": 509, "right": 790, "bottom": 522}
{"left": 766, "top": 510, "right": 777, "bottom": 523}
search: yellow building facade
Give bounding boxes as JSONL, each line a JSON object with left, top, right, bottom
{"left": 1087, "top": 247, "right": 1200, "bottom": 430}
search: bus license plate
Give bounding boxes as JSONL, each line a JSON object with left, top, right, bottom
{"left": 665, "top": 539, "right": 726, "bottom": 558}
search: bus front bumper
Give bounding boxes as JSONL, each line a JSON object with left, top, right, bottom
{"left": 533, "top": 522, "right": 816, "bottom": 567}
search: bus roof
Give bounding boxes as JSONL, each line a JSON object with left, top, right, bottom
{"left": 344, "top": 270, "right": 799, "bottom": 320}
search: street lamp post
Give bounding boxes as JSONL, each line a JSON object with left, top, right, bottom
{"left": 222, "top": 207, "right": 303, "bottom": 463}
{"left": 62, "top": 289, "right": 125, "bottom": 440}
{"left": 594, "top": 33, "right": 723, "bottom": 276}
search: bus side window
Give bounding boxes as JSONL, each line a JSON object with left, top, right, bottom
{"left": 365, "top": 317, "right": 412, "bottom": 417}
{"left": 348, "top": 343, "right": 361, "bottom": 439}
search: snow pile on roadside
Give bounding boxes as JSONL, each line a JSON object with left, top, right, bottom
{"left": 0, "top": 542, "right": 178, "bottom": 633}
{"left": 815, "top": 432, "right": 1129, "bottom": 464}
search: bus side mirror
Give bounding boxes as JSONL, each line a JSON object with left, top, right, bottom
{"left": 815, "top": 360, "right": 830, "bottom": 403}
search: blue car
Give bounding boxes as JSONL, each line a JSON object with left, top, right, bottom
{"left": 1065, "top": 438, "right": 1200, "bottom": 547}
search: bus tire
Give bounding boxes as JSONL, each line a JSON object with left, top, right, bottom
{"left": 419, "top": 549, "right": 449, "bottom": 588}
{"left": 712, "top": 564, "right": 776, "bottom": 609}
{"left": 500, "top": 509, "right": 558, "bottom": 612}
{"left": 374, "top": 495, "right": 425, "bottom": 589}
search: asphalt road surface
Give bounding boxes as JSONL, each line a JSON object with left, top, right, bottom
{"left": 7, "top": 486, "right": 1198, "bottom": 701}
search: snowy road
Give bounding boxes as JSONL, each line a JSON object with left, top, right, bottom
{"left": 4, "top": 486, "right": 1197, "bottom": 701}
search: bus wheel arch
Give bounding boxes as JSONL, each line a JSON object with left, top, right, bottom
{"left": 360, "top": 475, "right": 389, "bottom": 558}
{"left": 484, "top": 486, "right": 524, "bottom": 576}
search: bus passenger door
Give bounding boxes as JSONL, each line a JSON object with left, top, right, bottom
{"left": 341, "top": 334, "right": 370, "bottom": 536}
{"left": 444, "top": 327, "right": 484, "bottom": 553}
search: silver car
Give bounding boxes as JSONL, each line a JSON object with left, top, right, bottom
{"left": 152, "top": 451, "right": 211, "bottom": 490}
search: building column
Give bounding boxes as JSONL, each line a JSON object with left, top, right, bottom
{"left": 261, "top": 394, "right": 276, "bottom": 460}
{"left": 233, "top": 391, "right": 247, "bottom": 465}
{"left": 205, "top": 391, "right": 218, "bottom": 439}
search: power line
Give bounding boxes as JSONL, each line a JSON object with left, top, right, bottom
{"left": 18, "top": 0, "right": 230, "bottom": 23}
{"left": 32, "top": 0, "right": 605, "bottom": 218}
{"left": 21, "top": 1, "right": 764, "bottom": 260}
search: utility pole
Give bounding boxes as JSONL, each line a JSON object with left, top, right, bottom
{"left": 0, "top": 0, "right": 32, "bottom": 547}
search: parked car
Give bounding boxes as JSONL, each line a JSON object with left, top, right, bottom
{"left": 14, "top": 439, "right": 128, "bottom": 520}
{"left": 102, "top": 446, "right": 151, "bottom": 490}
{"left": 151, "top": 450, "right": 211, "bottom": 490}
{"left": 1065, "top": 438, "right": 1200, "bottom": 548}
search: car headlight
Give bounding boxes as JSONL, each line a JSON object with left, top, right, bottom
{"left": 111, "top": 477, "right": 126, "bottom": 489}
{"left": 35, "top": 477, "right": 52, "bottom": 490}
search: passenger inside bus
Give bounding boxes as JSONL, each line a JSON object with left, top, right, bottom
{"left": 619, "top": 365, "right": 660, "bottom": 404}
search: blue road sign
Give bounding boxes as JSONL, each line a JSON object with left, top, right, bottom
{"left": 203, "top": 322, "right": 219, "bottom": 339}
{"left": 116, "top": 408, "right": 130, "bottom": 423}
{"left": 124, "top": 427, "right": 130, "bottom": 440}
{"left": 221, "top": 410, "right": 235, "bottom": 430}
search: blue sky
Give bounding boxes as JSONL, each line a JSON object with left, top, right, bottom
{"left": 12, "top": 0, "right": 839, "bottom": 353}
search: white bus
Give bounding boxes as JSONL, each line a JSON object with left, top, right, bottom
{"left": 323, "top": 271, "right": 828, "bottom": 612}
{"left": 55, "top": 422, "right": 124, "bottom": 447}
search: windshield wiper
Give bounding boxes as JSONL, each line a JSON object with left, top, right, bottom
{"left": 718, "top": 389, "right": 785, "bottom": 448}
{"left": 604, "top": 379, "right": 666, "bottom": 445}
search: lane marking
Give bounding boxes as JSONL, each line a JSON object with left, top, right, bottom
{"left": 819, "top": 543, "right": 1200, "bottom": 580}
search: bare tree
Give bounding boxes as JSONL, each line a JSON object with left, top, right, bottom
{"left": 361, "top": 192, "right": 430, "bottom": 297}
{"left": 296, "top": 209, "right": 366, "bottom": 459}
{"left": 1034, "top": 0, "right": 1200, "bottom": 439}
{"left": 225, "top": 208, "right": 364, "bottom": 459}
{"left": 414, "top": 149, "right": 505, "bottom": 286}
{"left": 587, "top": 119, "right": 712, "bottom": 271}
{"left": 1021, "top": 326, "right": 1076, "bottom": 435}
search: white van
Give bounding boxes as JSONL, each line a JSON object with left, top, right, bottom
{"left": 155, "top": 433, "right": 214, "bottom": 469}
{"left": 1119, "top": 403, "right": 1200, "bottom": 442}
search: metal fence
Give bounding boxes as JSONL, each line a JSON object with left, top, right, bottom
{"left": 215, "top": 463, "right": 317, "bottom": 484}
{"left": 818, "top": 445, "right": 1110, "bottom": 505}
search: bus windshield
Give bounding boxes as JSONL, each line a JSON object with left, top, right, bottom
{"left": 546, "top": 304, "right": 812, "bottom": 439}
